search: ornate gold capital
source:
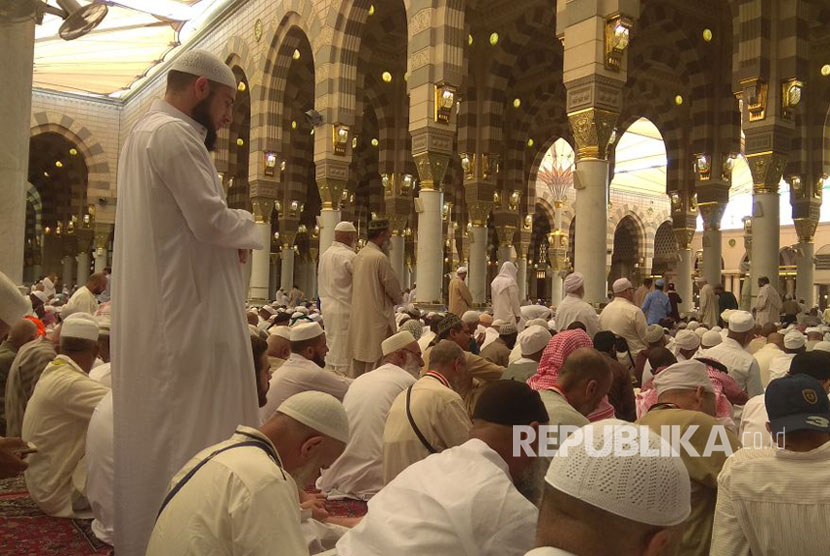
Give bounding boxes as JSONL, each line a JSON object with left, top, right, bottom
{"left": 93, "top": 224, "right": 112, "bottom": 251}
{"left": 468, "top": 202, "right": 493, "bottom": 227}
{"left": 413, "top": 151, "right": 450, "bottom": 191}
{"left": 251, "top": 197, "right": 275, "bottom": 223}
{"left": 497, "top": 225, "right": 517, "bottom": 248}
{"left": 316, "top": 178, "right": 347, "bottom": 210}
{"left": 567, "top": 108, "right": 618, "bottom": 161}
{"left": 698, "top": 202, "right": 726, "bottom": 232}
{"left": 673, "top": 228, "right": 695, "bottom": 250}
{"left": 389, "top": 214, "right": 409, "bottom": 235}
{"left": 794, "top": 217, "right": 818, "bottom": 244}
{"left": 746, "top": 151, "right": 787, "bottom": 194}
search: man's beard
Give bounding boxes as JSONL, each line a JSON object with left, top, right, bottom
{"left": 312, "top": 352, "right": 326, "bottom": 368}
{"left": 191, "top": 94, "right": 217, "bottom": 151}
{"left": 290, "top": 455, "right": 325, "bottom": 490}
{"left": 381, "top": 239, "right": 391, "bottom": 255}
{"left": 513, "top": 456, "right": 548, "bottom": 507}
{"left": 402, "top": 353, "right": 422, "bottom": 377}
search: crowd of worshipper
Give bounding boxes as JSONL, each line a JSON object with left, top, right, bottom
{"left": 3, "top": 239, "right": 830, "bottom": 556}
{"left": 2, "top": 48, "right": 830, "bottom": 556}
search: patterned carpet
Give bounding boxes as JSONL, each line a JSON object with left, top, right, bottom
{"left": 0, "top": 477, "right": 366, "bottom": 555}
{"left": 0, "top": 477, "right": 111, "bottom": 555}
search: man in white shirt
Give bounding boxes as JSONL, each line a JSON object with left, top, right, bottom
{"left": 147, "top": 391, "right": 348, "bottom": 556}
{"left": 752, "top": 276, "right": 782, "bottom": 327}
{"left": 260, "top": 322, "right": 352, "bottom": 423}
{"left": 739, "top": 351, "right": 830, "bottom": 449}
{"left": 805, "top": 326, "right": 823, "bottom": 351}
{"left": 599, "top": 278, "right": 648, "bottom": 357}
{"left": 503, "top": 325, "right": 551, "bottom": 382}
{"left": 712, "top": 373, "right": 830, "bottom": 556}
{"left": 767, "top": 329, "right": 806, "bottom": 383}
{"left": 22, "top": 313, "right": 110, "bottom": 517}
{"left": 339, "top": 380, "right": 549, "bottom": 556}
{"left": 318, "top": 222, "right": 357, "bottom": 374}
{"left": 62, "top": 273, "right": 107, "bottom": 317}
{"left": 555, "top": 273, "right": 600, "bottom": 338}
{"left": 527, "top": 420, "right": 691, "bottom": 556}
{"left": 754, "top": 331, "right": 783, "bottom": 388}
{"left": 318, "top": 331, "right": 422, "bottom": 500}
{"left": 256, "top": 305, "right": 277, "bottom": 331}
{"left": 700, "top": 310, "right": 763, "bottom": 397}
{"left": 89, "top": 316, "right": 112, "bottom": 387}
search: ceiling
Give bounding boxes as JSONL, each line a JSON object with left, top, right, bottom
{"left": 34, "top": 0, "right": 232, "bottom": 98}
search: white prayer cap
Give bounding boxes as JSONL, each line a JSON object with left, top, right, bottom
{"left": 456, "top": 266, "right": 468, "bottom": 275}
{"left": 61, "top": 313, "right": 100, "bottom": 342}
{"left": 545, "top": 419, "right": 691, "bottom": 527}
{"left": 291, "top": 311, "right": 304, "bottom": 320}
{"left": 96, "top": 316, "right": 111, "bottom": 336}
{"left": 277, "top": 391, "right": 349, "bottom": 444}
{"left": 269, "top": 325, "right": 291, "bottom": 340}
{"left": 720, "top": 309, "right": 734, "bottom": 324}
{"left": 563, "top": 272, "right": 584, "bottom": 293}
{"left": 248, "top": 324, "right": 262, "bottom": 337}
{"left": 33, "top": 290, "right": 48, "bottom": 303}
{"left": 645, "top": 324, "right": 664, "bottom": 344}
{"left": 695, "top": 327, "right": 707, "bottom": 338}
{"left": 526, "top": 318, "right": 549, "bottom": 329}
{"left": 612, "top": 278, "right": 633, "bottom": 294}
{"left": 169, "top": 49, "right": 236, "bottom": 90}
{"left": 728, "top": 310, "right": 754, "bottom": 333}
{"left": 492, "top": 319, "right": 507, "bottom": 329}
{"left": 806, "top": 327, "right": 822, "bottom": 335}
{"left": 461, "top": 310, "right": 481, "bottom": 326}
{"left": 519, "top": 325, "right": 551, "bottom": 356}
{"left": 701, "top": 330, "right": 722, "bottom": 348}
{"left": 812, "top": 341, "right": 830, "bottom": 353}
{"left": 0, "top": 271, "right": 28, "bottom": 328}
{"left": 334, "top": 221, "right": 357, "bottom": 232}
{"left": 426, "top": 312, "right": 436, "bottom": 318}
{"left": 784, "top": 330, "right": 806, "bottom": 349}
{"left": 711, "top": 326, "right": 722, "bottom": 333}
{"left": 500, "top": 322, "right": 518, "bottom": 336}
{"left": 290, "top": 322, "right": 324, "bottom": 342}
{"left": 674, "top": 329, "right": 700, "bottom": 351}
{"left": 382, "top": 330, "right": 417, "bottom": 357}
{"left": 654, "top": 359, "right": 714, "bottom": 396}
{"left": 687, "top": 320, "right": 699, "bottom": 331}
{"left": 309, "top": 313, "right": 323, "bottom": 324}
{"left": 261, "top": 305, "right": 278, "bottom": 316}
{"left": 295, "top": 306, "right": 309, "bottom": 315}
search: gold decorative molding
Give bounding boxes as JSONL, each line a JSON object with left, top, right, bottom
{"left": 567, "top": 107, "right": 618, "bottom": 160}
{"left": 746, "top": 151, "right": 787, "bottom": 194}
{"left": 316, "top": 177, "right": 347, "bottom": 210}
{"left": 741, "top": 78, "right": 768, "bottom": 122}
{"left": 468, "top": 202, "right": 493, "bottom": 227}
{"left": 698, "top": 202, "right": 726, "bottom": 232}
{"left": 497, "top": 225, "right": 517, "bottom": 248}
{"left": 251, "top": 198, "right": 275, "bottom": 224}
{"left": 413, "top": 151, "right": 450, "bottom": 191}
{"left": 794, "top": 217, "right": 818, "bottom": 244}
{"left": 673, "top": 228, "right": 695, "bottom": 250}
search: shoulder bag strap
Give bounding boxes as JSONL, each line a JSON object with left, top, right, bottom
{"left": 405, "top": 384, "right": 438, "bottom": 454}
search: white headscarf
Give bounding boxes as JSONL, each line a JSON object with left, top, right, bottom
{"left": 491, "top": 261, "right": 518, "bottom": 297}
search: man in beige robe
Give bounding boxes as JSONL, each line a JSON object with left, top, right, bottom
{"left": 698, "top": 278, "right": 718, "bottom": 329}
{"left": 448, "top": 267, "right": 472, "bottom": 317}
{"left": 753, "top": 276, "right": 782, "bottom": 327}
{"left": 350, "top": 219, "right": 403, "bottom": 377}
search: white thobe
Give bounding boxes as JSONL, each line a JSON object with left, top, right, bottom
{"left": 42, "top": 277, "right": 56, "bottom": 299}
{"left": 700, "top": 338, "right": 763, "bottom": 397}
{"left": 337, "top": 439, "right": 538, "bottom": 556}
{"left": 753, "top": 284, "right": 782, "bottom": 327}
{"left": 62, "top": 286, "right": 99, "bottom": 317}
{"left": 699, "top": 284, "right": 718, "bottom": 328}
{"left": 87, "top": 391, "right": 114, "bottom": 545}
{"left": 738, "top": 394, "right": 772, "bottom": 449}
{"left": 89, "top": 362, "right": 111, "bottom": 387}
{"left": 146, "top": 426, "right": 306, "bottom": 556}
{"left": 259, "top": 353, "right": 353, "bottom": 423}
{"left": 492, "top": 285, "right": 523, "bottom": 328}
{"left": 111, "top": 99, "right": 263, "bottom": 556}
{"left": 711, "top": 443, "right": 830, "bottom": 556}
{"left": 418, "top": 329, "right": 436, "bottom": 352}
{"left": 525, "top": 549, "right": 578, "bottom": 556}
{"left": 766, "top": 352, "right": 796, "bottom": 383}
{"left": 317, "top": 363, "right": 416, "bottom": 500}
{"left": 318, "top": 241, "right": 356, "bottom": 373}
{"left": 480, "top": 326, "right": 500, "bottom": 351}
{"left": 753, "top": 343, "right": 782, "bottom": 388}
{"left": 555, "top": 294, "right": 600, "bottom": 338}
{"left": 22, "top": 355, "right": 110, "bottom": 517}
{"left": 599, "top": 297, "right": 648, "bottom": 356}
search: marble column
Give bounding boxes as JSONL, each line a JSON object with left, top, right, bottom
{"left": 248, "top": 199, "right": 275, "bottom": 302}
{"left": 517, "top": 256, "right": 528, "bottom": 301}
{"left": 318, "top": 208, "right": 341, "bottom": 257}
{"left": 0, "top": 12, "right": 35, "bottom": 282}
{"left": 94, "top": 248, "right": 107, "bottom": 274}
{"left": 389, "top": 233, "right": 405, "bottom": 285}
{"left": 750, "top": 191, "right": 780, "bottom": 294}
{"left": 573, "top": 159, "right": 610, "bottom": 304}
{"left": 795, "top": 231, "right": 816, "bottom": 307}
{"left": 469, "top": 225, "right": 488, "bottom": 305}
{"left": 295, "top": 257, "right": 307, "bottom": 298}
{"left": 269, "top": 254, "right": 279, "bottom": 300}
{"left": 280, "top": 245, "right": 295, "bottom": 293}
{"left": 673, "top": 228, "right": 695, "bottom": 315}
{"left": 699, "top": 202, "right": 725, "bottom": 287}
{"left": 62, "top": 256, "right": 74, "bottom": 290}
{"left": 415, "top": 189, "right": 444, "bottom": 305}
{"left": 76, "top": 252, "right": 90, "bottom": 286}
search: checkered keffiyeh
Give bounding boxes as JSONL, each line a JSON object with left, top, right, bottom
{"left": 527, "top": 328, "right": 616, "bottom": 421}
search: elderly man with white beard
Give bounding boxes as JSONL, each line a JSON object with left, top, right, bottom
{"left": 337, "top": 380, "right": 550, "bottom": 556}
{"left": 317, "top": 331, "right": 424, "bottom": 501}
{"left": 147, "top": 391, "right": 348, "bottom": 555}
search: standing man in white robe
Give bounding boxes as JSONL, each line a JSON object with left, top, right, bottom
{"left": 698, "top": 277, "right": 718, "bottom": 329}
{"left": 491, "top": 262, "right": 523, "bottom": 329}
{"left": 318, "top": 221, "right": 357, "bottom": 374}
{"left": 111, "top": 50, "right": 264, "bottom": 556}
{"left": 555, "top": 272, "right": 600, "bottom": 337}
{"left": 62, "top": 273, "right": 107, "bottom": 317}
{"left": 753, "top": 276, "right": 782, "bottom": 327}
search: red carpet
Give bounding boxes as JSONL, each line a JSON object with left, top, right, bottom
{"left": 0, "top": 477, "right": 365, "bottom": 555}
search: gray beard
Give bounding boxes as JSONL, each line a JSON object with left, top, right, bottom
{"left": 513, "top": 456, "right": 548, "bottom": 507}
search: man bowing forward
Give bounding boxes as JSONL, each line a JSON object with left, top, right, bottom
{"left": 111, "top": 50, "right": 263, "bottom": 556}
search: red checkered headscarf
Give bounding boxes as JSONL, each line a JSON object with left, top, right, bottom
{"left": 527, "top": 329, "right": 593, "bottom": 391}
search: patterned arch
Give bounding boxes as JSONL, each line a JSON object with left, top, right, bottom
{"left": 29, "top": 113, "right": 111, "bottom": 196}
{"left": 25, "top": 183, "right": 43, "bottom": 239}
